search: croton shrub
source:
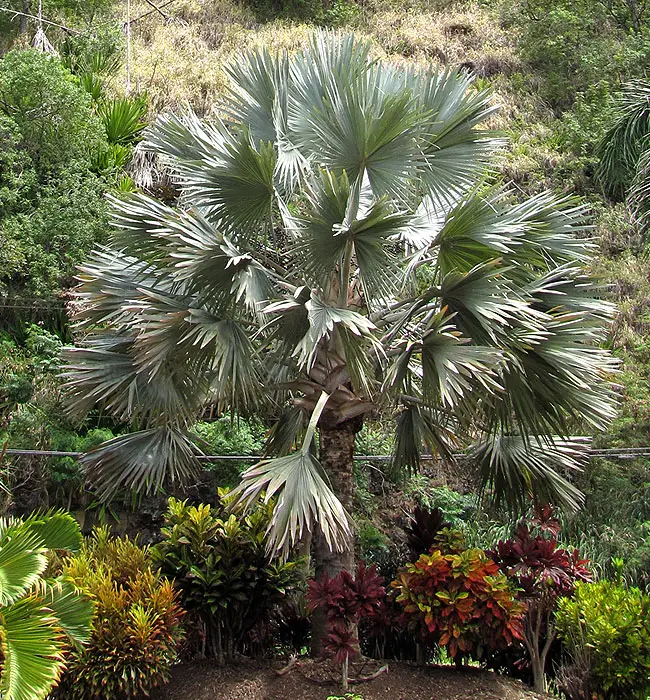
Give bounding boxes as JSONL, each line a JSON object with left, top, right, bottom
{"left": 153, "top": 495, "right": 304, "bottom": 663}
{"left": 54, "top": 527, "right": 184, "bottom": 700}
{"left": 490, "top": 508, "right": 591, "bottom": 692}
{"left": 391, "top": 532, "right": 525, "bottom": 660}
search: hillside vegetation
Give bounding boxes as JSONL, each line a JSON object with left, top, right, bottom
{"left": 1, "top": 2, "right": 650, "bottom": 698}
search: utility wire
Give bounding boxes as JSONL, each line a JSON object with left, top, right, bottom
{"left": 5, "top": 448, "right": 650, "bottom": 461}
{"left": 0, "top": 6, "right": 80, "bottom": 32}
{"left": 3, "top": 449, "right": 393, "bottom": 461}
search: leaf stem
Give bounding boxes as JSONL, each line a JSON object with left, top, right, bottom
{"left": 338, "top": 241, "right": 354, "bottom": 309}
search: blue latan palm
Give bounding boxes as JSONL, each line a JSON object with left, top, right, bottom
{"left": 63, "top": 32, "right": 617, "bottom": 559}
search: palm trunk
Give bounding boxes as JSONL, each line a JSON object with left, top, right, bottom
{"left": 311, "top": 419, "right": 358, "bottom": 656}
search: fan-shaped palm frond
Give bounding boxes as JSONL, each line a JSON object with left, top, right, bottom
{"left": 0, "top": 596, "right": 62, "bottom": 700}
{"left": 80, "top": 427, "right": 201, "bottom": 499}
{"left": 525, "top": 264, "right": 616, "bottom": 319}
{"left": 233, "top": 449, "right": 350, "bottom": 557}
{"left": 409, "top": 66, "right": 502, "bottom": 204}
{"left": 439, "top": 261, "right": 533, "bottom": 344}
{"left": 596, "top": 80, "right": 650, "bottom": 198}
{"left": 392, "top": 403, "right": 459, "bottom": 473}
{"left": 384, "top": 312, "right": 503, "bottom": 411}
{"left": 233, "top": 392, "right": 350, "bottom": 556}
{"left": 21, "top": 510, "right": 84, "bottom": 553}
{"left": 0, "top": 524, "right": 47, "bottom": 606}
{"left": 0, "top": 514, "right": 91, "bottom": 700}
{"left": 472, "top": 433, "right": 588, "bottom": 513}
{"left": 43, "top": 579, "right": 93, "bottom": 646}
{"left": 492, "top": 319, "right": 617, "bottom": 439}
{"left": 145, "top": 110, "right": 228, "bottom": 169}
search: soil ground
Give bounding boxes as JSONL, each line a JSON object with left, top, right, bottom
{"left": 151, "top": 658, "right": 549, "bottom": 700}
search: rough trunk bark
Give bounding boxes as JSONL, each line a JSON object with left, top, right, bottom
{"left": 20, "top": 0, "right": 30, "bottom": 33}
{"left": 311, "top": 419, "right": 359, "bottom": 656}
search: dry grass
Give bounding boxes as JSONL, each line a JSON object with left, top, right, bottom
{"left": 116, "top": 0, "right": 576, "bottom": 218}
{"left": 367, "top": 2, "right": 520, "bottom": 75}
{"left": 116, "top": 0, "right": 526, "bottom": 114}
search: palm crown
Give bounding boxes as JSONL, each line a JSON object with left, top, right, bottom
{"left": 63, "top": 32, "right": 617, "bottom": 557}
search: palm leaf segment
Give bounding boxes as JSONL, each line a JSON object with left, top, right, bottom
{"left": 63, "top": 32, "right": 617, "bottom": 552}
{"left": 0, "top": 512, "right": 92, "bottom": 700}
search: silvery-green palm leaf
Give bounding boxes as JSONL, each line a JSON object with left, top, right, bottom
{"left": 63, "top": 31, "right": 616, "bottom": 560}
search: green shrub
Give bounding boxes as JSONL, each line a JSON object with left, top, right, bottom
{"left": 508, "top": 0, "right": 650, "bottom": 107}
{"left": 405, "top": 478, "right": 476, "bottom": 527}
{"left": 556, "top": 580, "right": 650, "bottom": 699}
{"left": 0, "top": 49, "right": 105, "bottom": 173}
{"left": 358, "top": 521, "right": 389, "bottom": 562}
{"left": 56, "top": 527, "right": 184, "bottom": 700}
{"left": 194, "top": 415, "right": 265, "bottom": 486}
{"left": 153, "top": 495, "right": 304, "bottom": 663}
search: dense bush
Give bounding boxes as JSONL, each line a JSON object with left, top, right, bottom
{"left": 405, "top": 478, "right": 476, "bottom": 528}
{"left": 56, "top": 527, "right": 184, "bottom": 700}
{"left": 507, "top": 0, "right": 650, "bottom": 107}
{"left": 0, "top": 49, "right": 110, "bottom": 300}
{"left": 193, "top": 415, "right": 265, "bottom": 486}
{"left": 392, "top": 533, "right": 525, "bottom": 660}
{"left": 153, "top": 495, "right": 304, "bottom": 663}
{"left": 0, "top": 49, "right": 104, "bottom": 171}
{"left": 556, "top": 579, "right": 650, "bottom": 699}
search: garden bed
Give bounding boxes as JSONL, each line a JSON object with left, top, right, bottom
{"left": 151, "top": 659, "right": 549, "bottom": 700}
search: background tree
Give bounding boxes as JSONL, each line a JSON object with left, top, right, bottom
{"left": 0, "top": 49, "right": 110, "bottom": 301}
{"left": 62, "top": 32, "right": 616, "bottom": 652}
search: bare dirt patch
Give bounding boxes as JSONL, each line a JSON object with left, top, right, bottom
{"left": 151, "top": 658, "right": 549, "bottom": 700}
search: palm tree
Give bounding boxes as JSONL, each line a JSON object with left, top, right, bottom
{"left": 0, "top": 510, "right": 93, "bottom": 700}
{"left": 62, "top": 32, "right": 616, "bottom": 649}
{"left": 596, "top": 79, "right": 650, "bottom": 231}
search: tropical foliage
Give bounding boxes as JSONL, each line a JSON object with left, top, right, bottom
{"left": 405, "top": 505, "right": 452, "bottom": 558}
{"left": 0, "top": 510, "right": 92, "bottom": 700}
{"left": 61, "top": 32, "right": 616, "bottom": 576}
{"left": 56, "top": 526, "right": 184, "bottom": 700}
{"left": 307, "top": 563, "right": 385, "bottom": 689}
{"left": 556, "top": 579, "right": 650, "bottom": 699}
{"left": 392, "top": 534, "right": 525, "bottom": 660}
{"left": 3, "top": 0, "right": 650, "bottom": 694}
{"left": 490, "top": 509, "right": 591, "bottom": 692}
{"left": 153, "top": 495, "right": 304, "bottom": 663}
